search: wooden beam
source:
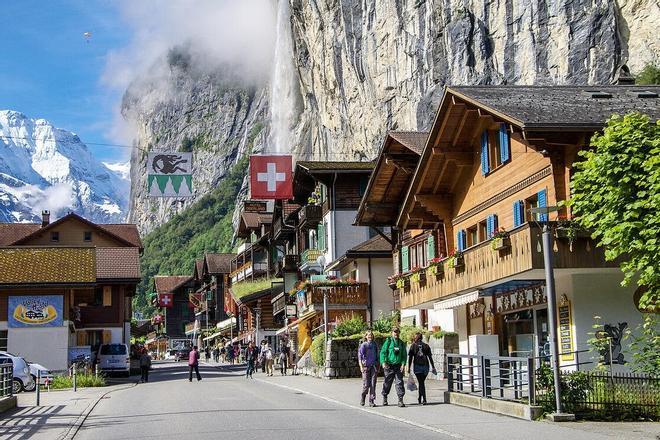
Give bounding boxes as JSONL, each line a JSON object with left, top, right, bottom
{"left": 414, "top": 195, "right": 452, "bottom": 221}
{"left": 452, "top": 108, "right": 475, "bottom": 146}
{"left": 369, "top": 227, "right": 394, "bottom": 246}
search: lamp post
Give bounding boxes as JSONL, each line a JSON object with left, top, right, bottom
{"left": 530, "top": 206, "right": 574, "bottom": 421}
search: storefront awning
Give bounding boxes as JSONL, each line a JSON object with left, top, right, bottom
{"left": 216, "top": 317, "right": 236, "bottom": 330}
{"left": 434, "top": 291, "right": 479, "bottom": 310}
{"left": 203, "top": 331, "right": 222, "bottom": 341}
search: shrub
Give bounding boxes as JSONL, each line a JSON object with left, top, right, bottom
{"left": 311, "top": 334, "right": 326, "bottom": 366}
{"left": 50, "top": 373, "right": 106, "bottom": 389}
{"left": 431, "top": 330, "right": 458, "bottom": 339}
{"left": 331, "top": 314, "right": 367, "bottom": 338}
{"left": 370, "top": 312, "right": 396, "bottom": 334}
{"left": 400, "top": 325, "right": 429, "bottom": 343}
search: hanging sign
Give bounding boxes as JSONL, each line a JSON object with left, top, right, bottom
{"left": 147, "top": 152, "right": 193, "bottom": 197}
{"left": 9, "top": 295, "right": 63, "bottom": 327}
{"left": 243, "top": 200, "right": 268, "bottom": 212}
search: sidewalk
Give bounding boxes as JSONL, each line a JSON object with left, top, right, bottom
{"left": 1, "top": 384, "right": 134, "bottom": 440}
{"left": 252, "top": 372, "right": 660, "bottom": 440}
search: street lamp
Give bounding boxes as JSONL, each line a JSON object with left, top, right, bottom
{"left": 530, "top": 206, "right": 575, "bottom": 421}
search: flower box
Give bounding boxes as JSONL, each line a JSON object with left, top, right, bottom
{"left": 448, "top": 255, "right": 464, "bottom": 269}
{"left": 492, "top": 237, "right": 511, "bottom": 251}
{"left": 428, "top": 263, "right": 444, "bottom": 280}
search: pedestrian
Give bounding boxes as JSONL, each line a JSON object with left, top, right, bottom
{"left": 188, "top": 345, "right": 202, "bottom": 382}
{"left": 281, "top": 343, "right": 290, "bottom": 375}
{"left": 245, "top": 341, "right": 258, "bottom": 378}
{"left": 358, "top": 330, "right": 379, "bottom": 407}
{"left": 220, "top": 346, "right": 226, "bottom": 363}
{"left": 139, "top": 349, "right": 152, "bottom": 383}
{"left": 291, "top": 347, "right": 298, "bottom": 375}
{"left": 204, "top": 347, "right": 210, "bottom": 362}
{"left": 259, "top": 340, "right": 267, "bottom": 373}
{"left": 263, "top": 342, "right": 274, "bottom": 376}
{"left": 234, "top": 344, "right": 240, "bottom": 363}
{"left": 278, "top": 349, "right": 288, "bottom": 375}
{"left": 213, "top": 346, "right": 219, "bottom": 363}
{"left": 407, "top": 332, "right": 437, "bottom": 405}
{"left": 380, "top": 327, "right": 407, "bottom": 407}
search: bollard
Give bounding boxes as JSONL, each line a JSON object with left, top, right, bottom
{"left": 73, "top": 364, "right": 77, "bottom": 392}
{"left": 95, "top": 363, "right": 99, "bottom": 378}
{"left": 36, "top": 370, "right": 41, "bottom": 406}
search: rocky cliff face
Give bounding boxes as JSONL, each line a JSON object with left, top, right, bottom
{"left": 126, "top": 0, "right": 659, "bottom": 234}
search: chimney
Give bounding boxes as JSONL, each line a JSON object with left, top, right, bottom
{"left": 42, "top": 210, "right": 50, "bottom": 227}
{"left": 613, "top": 64, "right": 635, "bottom": 85}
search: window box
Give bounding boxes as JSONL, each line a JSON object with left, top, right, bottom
{"left": 448, "top": 254, "right": 464, "bottom": 270}
{"left": 427, "top": 261, "right": 444, "bottom": 280}
{"left": 492, "top": 237, "right": 511, "bottom": 251}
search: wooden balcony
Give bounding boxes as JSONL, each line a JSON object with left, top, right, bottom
{"left": 301, "top": 283, "right": 369, "bottom": 313}
{"left": 297, "top": 204, "right": 322, "bottom": 229}
{"left": 272, "top": 217, "right": 294, "bottom": 243}
{"left": 230, "top": 261, "right": 269, "bottom": 284}
{"left": 299, "top": 248, "right": 324, "bottom": 273}
{"left": 399, "top": 223, "right": 616, "bottom": 309}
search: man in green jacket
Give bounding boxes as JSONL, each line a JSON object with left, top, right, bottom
{"left": 380, "top": 327, "right": 407, "bottom": 407}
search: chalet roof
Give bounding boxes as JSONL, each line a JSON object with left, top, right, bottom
{"left": 96, "top": 247, "right": 141, "bottom": 280}
{"left": 240, "top": 212, "right": 272, "bottom": 230}
{"left": 194, "top": 259, "right": 205, "bottom": 280}
{"left": 0, "top": 213, "right": 142, "bottom": 248}
{"left": 449, "top": 85, "right": 660, "bottom": 129}
{"left": 154, "top": 276, "right": 193, "bottom": 294}
{"left": 326, "top": 235, "right": 392, "bottom": 271}
{"left": 296, "top": 161, "right": 374, "bottom": 172}
{"left": 205, "top": 253, "right": 235, "bottom": 274}
{"left": 354, "top": 131, "right": 425, "bottom": 227}
{"left": 0, "top": 247, "right": 96, "bottom": 284}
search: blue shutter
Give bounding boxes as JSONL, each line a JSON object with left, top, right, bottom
{"left": 427, "top": 234, "right": 436, "bottom": 260}
{"left": 499, "top": 123, "right": 510, "bottom": 163}
{"left": 401, "top": 246, "right": 409, "bottom": 272}
{"left": 492, "top": 214, "right": 499, "bottom": 236}
{"left": 537, "top": 189, "right": 548, "bottom": 222}
{"left": 481, "top": 130, "right": 490, "bottom": 175}
{"left": 456, "top": 231, "right": 463, "bottom": 251}
{"left": 486, "top": 215, "right": 493, "bottom": 238}
{"left": 513, "top": 200, "right": 523, "bottom": 227}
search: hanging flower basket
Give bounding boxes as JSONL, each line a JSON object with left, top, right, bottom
{"left": 490, "top": 228, "right": 511, "bottom": 251}
{"left": 427, "top": 258, "right": 445, "bottom": 280}
{"left": 447, "top": 251, "right": 464, "bottom": 269}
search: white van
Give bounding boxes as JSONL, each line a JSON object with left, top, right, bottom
{"left": 98, "top": 343, "right": 130, "bottom": 376}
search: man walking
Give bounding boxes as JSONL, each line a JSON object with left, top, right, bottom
{"left": 380, "top": 327, "right": 407, "bottom": 407}
{"left": 139, "top": 349, "right": 152, "bottom": 383}
{"left": 245, "top": 341, "right": 259, "bottom": 378}
{"left": 188, "top": 345, "right": 202, "bottom": 382}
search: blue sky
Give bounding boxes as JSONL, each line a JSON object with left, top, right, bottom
{"left": 0, "top": 1, "right": 130, "bottom": 162}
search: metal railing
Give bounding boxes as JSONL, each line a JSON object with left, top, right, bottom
{"left": 447, "top": 354, "right": 535, "bottom": 403}
{"left": 0, "top": 364, "right": 13, "bottom": 397}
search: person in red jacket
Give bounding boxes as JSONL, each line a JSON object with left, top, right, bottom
{"left": 188, "top": 346, "right": 202, "bottom": 382}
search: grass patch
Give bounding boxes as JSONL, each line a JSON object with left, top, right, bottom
{"left": 230, "top": 278, "right": 282, "bottom": 299}
{"left": 50, "top": 373, "right": 106, "bottom": 389}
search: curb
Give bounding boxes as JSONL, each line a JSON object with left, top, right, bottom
{"left": 253, "top": 377, "right": 471, "bottom": 440}
{"left": 59, "top": 382, "right": 138, "bottom": 440}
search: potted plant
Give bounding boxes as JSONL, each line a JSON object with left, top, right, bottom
{"left": 427, "top": 257, "right": 444, "bottom": 279}
{"left": 410, "top": 266, "right": 426, "bottom": 284}
{"left": 387, "top": 275, "right": 398, "bottom": 290}
{"left": 491, "top": 227, "right": 511, "bottom": 251}
{"left": 447, "top": 249, "right": 464, "bottom": 269}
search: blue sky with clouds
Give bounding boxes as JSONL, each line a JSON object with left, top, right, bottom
{"left": 0, "top": 1, "right": 130, "bottom": 162}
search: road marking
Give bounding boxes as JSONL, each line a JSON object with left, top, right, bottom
{"left": 253, "top": 378, "right": 471, "bottom": 440}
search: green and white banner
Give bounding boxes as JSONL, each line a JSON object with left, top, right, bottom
{"left": 147, "top": 152, "right": 193, "bottom": 197}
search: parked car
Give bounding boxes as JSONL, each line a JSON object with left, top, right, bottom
{"left": 26, "top": 363, "right": 54, "bottom": 391}
{"left": 98, "top": 343, "right": 130, "bottom": 376}
{"left": 0, "top": 351, "right": 35, "bottom": 394}
{"left": 174, "top": 349, "right": 191, "bottom": 362}
{"left": 164, "top": 349, "right": 177, "bottom": 360}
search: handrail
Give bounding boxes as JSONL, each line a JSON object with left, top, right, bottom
{"left": 0, "top": 364, "right": 12, "bottom": 397}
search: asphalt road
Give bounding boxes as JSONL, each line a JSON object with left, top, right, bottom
{"left": 75, "top": 361, "right": 453, "bottom": 440}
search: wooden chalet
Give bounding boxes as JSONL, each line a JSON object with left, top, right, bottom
{"left": 152, "top": 275, "right": 194, "bottom": 343}
{"left": 358, "top": 85, "right": 659, "bottom": 366}
{"left": 0, "top": 211, "right": 141, "bottom": 371}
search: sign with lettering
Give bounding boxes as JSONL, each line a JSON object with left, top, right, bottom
{"left": 558, "top": 296, "right": 575, "bottom": 361}
{"left": 9, "top": 295, "right": 63, "bottom": 327}
{"left": 286, "top": 304, "right": 297, "bottom": 318}
{"left": 243, "top": 200, "right": 268, "bottom": 212}
{"left": 147, "top": 152, "right": 193, "bottom": 197}
{"left": 495, "top": 285, "right": 546, "bottom": 314}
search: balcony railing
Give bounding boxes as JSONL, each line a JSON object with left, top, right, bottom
{"left": 298, "top": 204, "right": 322, "bottom": 229}
{"left": 230, "top": 261, "right": 269, "bottom": 284}
{"left": 273, "top": 217, "right": 294, "bottom": 242}
{"left": 398, "top": 223, "right": 615, "bottom": 309}
{"left": 300, "top": 248, "right": 323, "bottom": 264}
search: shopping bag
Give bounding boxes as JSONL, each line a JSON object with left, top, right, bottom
{"left": 406, "top": 374, "right": 417, "bottom": 391}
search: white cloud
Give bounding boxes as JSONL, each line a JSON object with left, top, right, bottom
{"left": 10, "top": 182, "right": 76, "bottom": 218}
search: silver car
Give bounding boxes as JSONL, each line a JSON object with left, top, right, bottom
{"left": 0, "top": 351, "right": 35, "bottom": 394}
{"left": 26, "top": 362, "right": 54, "bottom": 391}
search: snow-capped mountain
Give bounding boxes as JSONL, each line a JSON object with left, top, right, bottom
{"left": 0, "top": 110, "right": 129, "bottom": 223}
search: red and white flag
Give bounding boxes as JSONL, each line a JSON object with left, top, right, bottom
{"left": 158, "top": 293, "right": 173, "bottom": 308}
{"left": 250, "top": 155, "right": 293, "bottom": 200}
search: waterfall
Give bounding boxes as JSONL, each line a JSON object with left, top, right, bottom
{"left": 269, "top": 0, "right": 297, "bottom": 154}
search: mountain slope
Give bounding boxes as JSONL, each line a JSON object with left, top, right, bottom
{"left": 0, "top": 110, "right": 129, "bottom": 223}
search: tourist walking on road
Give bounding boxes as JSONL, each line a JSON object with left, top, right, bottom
{"left": 188, "top": 345, "right": 202, "bottom": 382}
{"left": 204, "top": 347, "right": 210, "bottom": 362}
{"left": 139, "top": 349, "right": 152, "bottom": 383}
{"left": 408, "top": 332, "right": 436, "bottom": 405}
{"left": 358, "top": 330, "right": 379, "bottom": 407}
{"left": 279, "top": 349, "right": 288, "bottom": 375}
{"left": 263, "top": 342, "right": 274, "bottom": 376}
{"left": 380, "top": 327, "right": 407, "bottom": 407}
{"left": 245, "top": 341, "right": 258, "bottom": 378}
{"left": 213, "top": 346, "right": 219, "bottom": 363}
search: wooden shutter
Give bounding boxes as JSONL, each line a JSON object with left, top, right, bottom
{"left": 102, "top": 330, "right": 112, "bottom": 344}
{"left": 401, "top": 246, "right": 409, "bottom": 272}
{"left": 103, "top": 286, "right": 112, "bottom": 307}
{"left": 77, "top": 331, "right": 87, "bottom": 346}
{"left": 537, "top": 189, "right": 548, "bottom": 221}
{"left": 513, "top": 201, "right": 523, "bottom": 227}
{"left": 481, "top": 130, "right": 490, "bottom": 175}
{"left": 427, "top": 233, "right": 436, "bottom": 260}
{"left": 317, "top": 223, "right": 325, "bottom": 251}
{"left": 499, "top": 123, "right": 510, "bottom": 163}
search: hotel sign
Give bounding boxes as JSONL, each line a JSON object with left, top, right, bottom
{"left": 243, "top": 200, "right": 268, "bottom": 212}
{"left": 9, "top": 295, "right": 64, "bottom": 327}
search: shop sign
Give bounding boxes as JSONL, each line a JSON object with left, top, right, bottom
{"left": 9, "top": 295, "right": 64, "bottom": 327}
{"left": 558, "top": 295, "right": 575, "bottom": 361}
{"left": 495, "top": 285, "right": 546, "bottom": 314}
{"left": 243, "top": 200, "right": 268, "bottom": 212}
{"left": 68, "top": 346, "right": 92, "bottom": 365}
{"left": 286, "top": 304, "right": 297, "bottom": 318}
{"left": 296, "top": 290, "right": 306, "bottom": 314}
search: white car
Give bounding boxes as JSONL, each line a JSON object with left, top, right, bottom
{"left": 0, "top": 351, "right": 35, "bottom": 394}
{"left": 97, "top": 343, "right": 130, "bottom": 376}
{"left": 26, "top": 363, "right": 54, "bottom": 391}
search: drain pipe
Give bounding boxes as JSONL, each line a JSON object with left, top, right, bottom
{"left": 332, "top": 173, "right": 338, "bottom": 263}
{"left": 367, "top": 257, "right": 373, "bottom": 322}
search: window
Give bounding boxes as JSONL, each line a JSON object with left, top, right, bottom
{"left": 481, "top": 123, "right": 511, "bottom": 175}
{"left": 0, "top": 330, "right": 7, "bottom": 351}
{"left": 478, "top": 220, "right": 488, "bottom": 242}
{"left": 94, "top": 287, "right": 103, "bottom": 306}
{"left": 416, "top": 242, "right": 426, "bottom": 268}
{"left": 525, "top": 189, "right": 548, "bottom": 221}
{"left": 50, "top": 231, "right": 59, "bottom": 242}
{"left": 467, "top": 226, "right": 478, "bottom": 247}
{"left": 83, "top": 231, "right": 92, "bottom": 242}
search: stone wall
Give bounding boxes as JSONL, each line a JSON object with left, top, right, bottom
{"left": 428, "top": 334, "right": 459, "bottom": 379}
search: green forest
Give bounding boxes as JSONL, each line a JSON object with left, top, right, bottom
{"left": 133, "top": 156, "right": 247, "bottom": 316}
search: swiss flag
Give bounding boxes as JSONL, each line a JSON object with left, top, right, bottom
{"left": 158, "top": 293, "right": 173, "bottom": 308}
{"left": 250, "top": 155, "right": 293, "bottom": 200}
